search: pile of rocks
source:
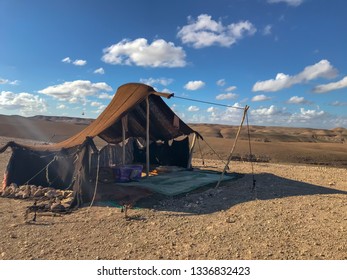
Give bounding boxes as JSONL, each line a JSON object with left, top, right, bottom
{"left": 1, "top": 183, "right": 74, "bottom": 211}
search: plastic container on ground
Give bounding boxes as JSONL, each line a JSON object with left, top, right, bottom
{"left": 113, "top": 165, "right": 143, "bottom": 182}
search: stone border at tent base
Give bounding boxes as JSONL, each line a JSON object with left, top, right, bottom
{"left": 0, "top": 183, "right": 74, "bottom": 213}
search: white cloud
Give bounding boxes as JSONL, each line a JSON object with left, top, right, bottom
{"left": 288, "top": 108, "right": 327, "bottom": 126}
{"left": 263, "top": 25, "right": 272, "bottom": 35}
{"left": 102, "top": 38, "right": 186, "bottom": 68}
{"left": 216, "top": 93, "right": 238, "bottom": 100}
{"left": 251, "top": 105, "right": 283, "bottom": 116}
{"left": 171, "top": 104, "right": 186, "bottom": 120}
{"left": 312, "top": 76, "right": 347, "bottom": 93}
{"left": 207, "top": 102, "right": 347, "bottom": 128}
{"left": 140, "top": 77, "right": 174, "bottom": 87}
{"left": 298, "top": 108, "right": 325, "bottom": 118}
{"left": 72, "top": 59, "right": 87, "bottom": 66}
{"left": 161, "top": 88, "right": 172, "bottom": 93}
{"left": 0, "top": 78, "right": 19, "bottom": 86}
{"left": 57, "top": 104, "right": 67, "bottom": 109}
{"left": 267, "top": 0, "right": 304, "bottom": 7}
{"left": 253, "top": 73, "right": 291, "bottom": 92}
{"left": 225, "top": 86, "right": 237, "bottom": 91}
{"left": 251, "top": 94, "right": 271, "bottom": 102}
{"left": 91, "top": 101, "right": 102, "bottom": 107}
{"left": 0, "top": 91, "right": 47, "bottom": 115}
{"left": 287, "top": 96, "right": 311, "bottom": 104}
{"left": 0, "top": 78, "right": 19, "bottom": 85}
{"left": 247, "top": 105, "right": 293, "bottom": 126}
{"left": 188, "top": 105, "right": 200, "bottom": 112}
{"left": 62, "top": 57, "right": 87, "bottom": 66}
{"left": 177, "top": 14, "right": 256, "bottom": 48}
{"left": 206, "top": 106, "right": 220, "bottom": 122}
{"left": 69, "top": 97, "right": 78, "bottom": 103}
{"left": 330, "top": 101, "right": 347, "bottom": 107}
{"left": 205, "top": 103, "right": 245, "bottom": 124}
{"left": 207, "top": 106, "right": 216, "bottom": 113}
{"left": 38, "top": 80, "right": 113, "bottom": 104}
{"left": 247, "top": 104, "right": 336, "bottom": 128}
{"left": 205, "top": 103, "right": 346, "bottom": 128}
{"left": 184, "top": 80, "right": 205, "bottom": 90}
{"left": 252, "top": 60, "right": 338, "bottom": 92}
{"left": 220, "top": 103, "right": 244, "bottom": 122}
{"left": 0, "top": 78, "right": 8, "bottom": 84}
{"left": 61, "top": 57, "right": 71, "bottom": 63}
{"left": 94, "top": 67, "right": 105, "bottom": 74}
{"left": 93, "top": 104, "right": 107, "bottom": 114}
{"left": 98, "top": 105, "right": 107, "bottom": 111}
{"left": 98, "top": 93, "right": 113, "bottom": 99}
{"left": 216, "top": 79, "right": 226, "bottom": 86}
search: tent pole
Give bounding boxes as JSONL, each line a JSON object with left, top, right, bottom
{"left": 122, "top": 117, "right": 126, "bottom": 165}
{"left": 215, "top": 105, "right": 249, "bottom": 188}
{"left": 187, "top": 132, "right": 197, "bottom": 169}
{"left": 146, "top": 97, "right": 150, "bottom": 177}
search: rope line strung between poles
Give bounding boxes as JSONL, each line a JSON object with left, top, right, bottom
{"left": 173, "top": 95, "right": 246, "bottom": 110}
{"left": 173, "top": 93, "right": 255, "bottom": 193}
{"left": 24, "top": 156, "right": 57, "bottom": 185}
{"left": 173, "top": 94, "right": 246, "bottom": 169}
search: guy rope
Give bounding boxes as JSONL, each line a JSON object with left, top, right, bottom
{"left": 172, "top": 94, "right": 256, "bottom": 193}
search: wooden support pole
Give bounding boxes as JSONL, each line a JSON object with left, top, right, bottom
{"left": 146, "top": 97, "right": 150, "bottom": 177}
{"left": 187, "top": 132, "right": 197, "bottom": 169}
{"left": 215, "top": 105, "right": 249, "bottom": 188}
{"left": 122, "top": 117, "right": 126, "bottom": 165}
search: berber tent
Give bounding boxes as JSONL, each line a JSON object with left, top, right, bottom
{"left": 0, "top": 83, "right": 202, "bottom": 207}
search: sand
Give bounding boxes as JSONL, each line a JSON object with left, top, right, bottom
{"left": 0, "top": 116, "right": 346, "bottom": 260}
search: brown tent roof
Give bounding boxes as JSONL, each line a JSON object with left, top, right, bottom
{"left": 2, "top": 83, "right": 196, "bottom": 152}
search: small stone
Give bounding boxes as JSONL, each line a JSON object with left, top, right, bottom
{"left": 45, "top": 190, "right": 54, "bottom": 198}
{"left": 9, "top": 233, "right": 17, "bottom": 239}
{"left": 51, "top": 203, "right": 65, "bottom": 212}
{"left": 33, "top": 189, "right": 45, "bottom": 197}
{"left": 226, "top": 217, "right": 236, "bottom": 223}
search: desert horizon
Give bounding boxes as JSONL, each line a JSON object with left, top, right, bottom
{"left": 0, "top": 113, "right": 346, "bottom": 168}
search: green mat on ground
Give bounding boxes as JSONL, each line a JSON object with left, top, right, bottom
{"left": 117, "top": 170, "right": 238, "bottom": 196}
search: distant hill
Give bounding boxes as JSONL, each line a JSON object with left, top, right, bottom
{"left": 0, "top": 114, "right": 92, "bottom": 143}
{"left": 0, "top": 114, "right": 346, "bottom": 167}
{"left": 189, "top": 124, "right": 347, "bottom": 144}
{"left": 28, "top": 115, "right": 94, "bottom": 125}
{"left": 0, "top": 114, "right": 346, "bottom": 144}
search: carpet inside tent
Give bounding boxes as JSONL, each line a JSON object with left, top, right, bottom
{"left": 116, "top": 170, "right": 239, "bottom": 196}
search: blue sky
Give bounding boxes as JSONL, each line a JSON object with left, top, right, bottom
{"left": 0, "top": 0, "right": 346, "bottom": 129}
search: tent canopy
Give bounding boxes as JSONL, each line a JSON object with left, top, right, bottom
{"left": 1, "top": 83, "right": 197, "bottom": 152}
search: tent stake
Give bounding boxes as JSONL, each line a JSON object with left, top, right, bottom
{"left": 215, "top": 105, "right": 249, "bottom": 188}
{"left": 146, "top": 97, "right": 150, "bottom": 177}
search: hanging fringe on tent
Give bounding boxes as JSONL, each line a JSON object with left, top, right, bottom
{"left": 89, "top": 151, "right": 101, "bottom": 208}
{"left": 197, "top": 137, "right": 205, "bottom": 166}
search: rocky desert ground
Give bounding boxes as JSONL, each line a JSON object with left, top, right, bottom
{"left": 0, "top": 115, "right": 346, "bottom": 260}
